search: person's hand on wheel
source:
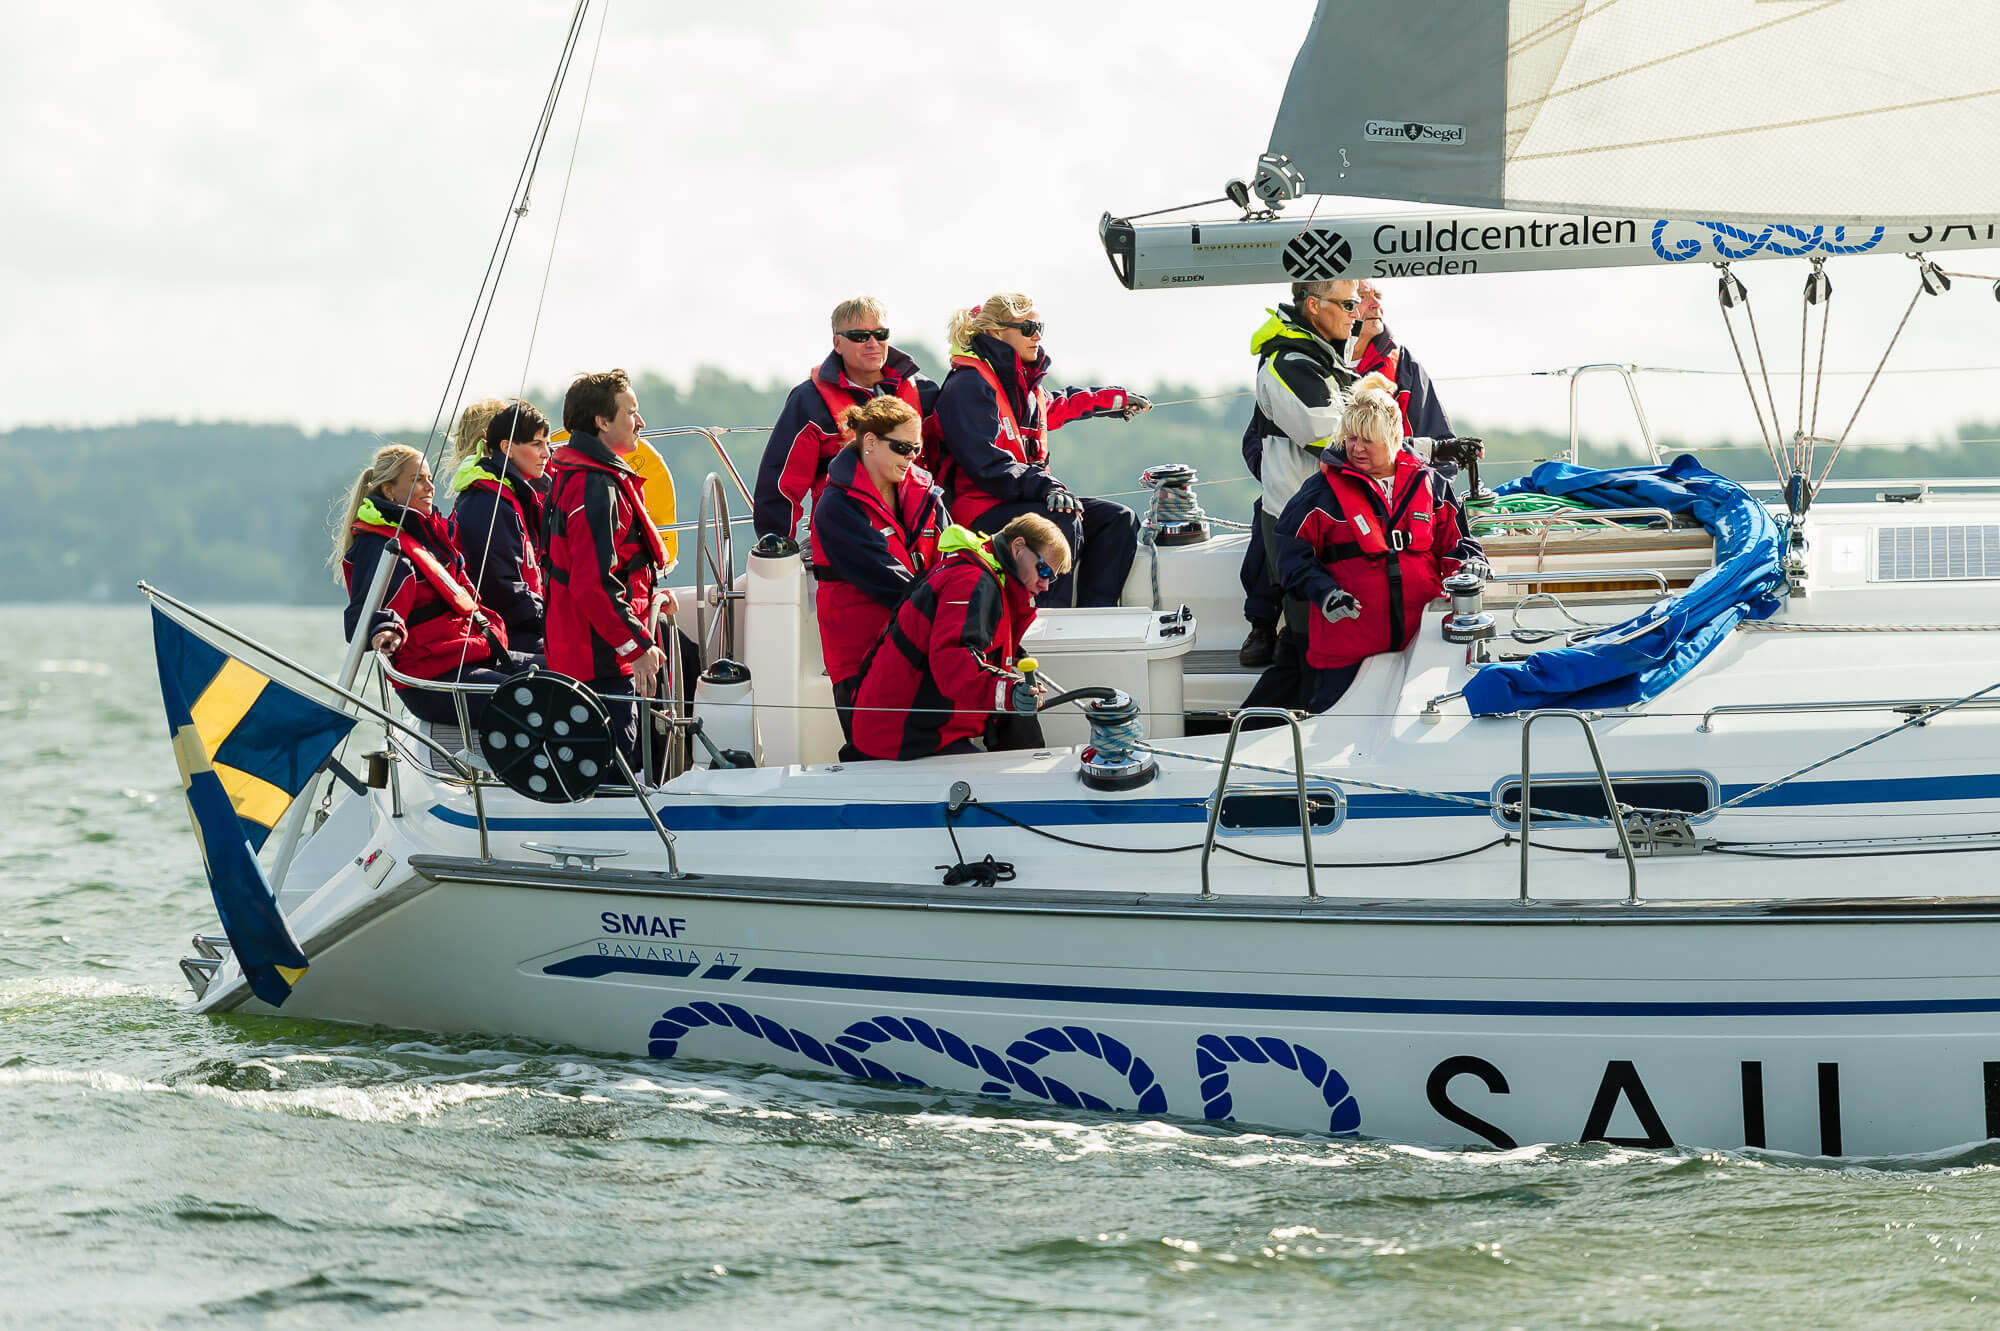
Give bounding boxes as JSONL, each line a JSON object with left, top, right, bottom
{"left": 631, "top": 645, "right": 667, "bottom": 698}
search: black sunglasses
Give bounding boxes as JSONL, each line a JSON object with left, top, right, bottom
{"left": 880, "top": 436, "right": 920, "bottom": 458}
{"left": 1034, "top": 555, "right": 1056, "bottom": 582}
{"left": 996, "top": 318, "right": 1044, "bottom": 338}
{"left": 838, "top": 328, "right": 891, "bottom": 343}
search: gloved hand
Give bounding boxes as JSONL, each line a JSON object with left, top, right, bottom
{"left": 1045, "top": 488, "right": 1081, "bottom": 516}
{"left": 1430, "top": 436, "right": 1485, "bottom": 468}
{"left": 1119, "top": 393, "right": 1152, "bottom": 420}
{"left": 1320, "top": 589, "right": 1362, "bottom": 623}
{"left": 1458, "top": 557, "right": 1492, "bottom": 582}
{"left": 1006, "top": 675, "right": 1040, "bottom": 713}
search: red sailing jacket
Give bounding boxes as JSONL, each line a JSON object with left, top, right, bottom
{"left": 849, "top": 528, "right": 1035, "bottom": 760}
{"left": 751, "top": 347, "right": 938, "bottom": 539}
{"left": 933, "top": 335, "right": 1130, "bottom": 527}
{"left": 544, "top": 432, "right": 669, "bottom": 681}
{"left": 343, "top": 497, "right": 506, "bottom": 679}
{"left": 808, "top": 448, "right": 948, "bottom": 685}
{"left": 1273, "top": 450, "right": 1476, "bottom": 670}
{"left": 448, "top": 453, "right": 547, "bottom": 653}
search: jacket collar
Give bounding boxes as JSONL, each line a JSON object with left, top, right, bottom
{"left": 1251, "top": 304, "right": 1352, "bottom": 368}
{"left": 815, "top": 346, "right": 922, "bottom": 392}
{"left": 554, "top": 429, "right": 636, "bottom": 477}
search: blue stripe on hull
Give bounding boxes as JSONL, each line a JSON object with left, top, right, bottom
{"left": 433, "top": 770, "right": 2000, "bottom": 836}
{"left": 542, "top": 957, "right": 2000, "bottom": 1019}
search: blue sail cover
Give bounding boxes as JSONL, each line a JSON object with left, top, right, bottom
{"left": 1462, "top": 455, "right": 1785, "bottom": 715}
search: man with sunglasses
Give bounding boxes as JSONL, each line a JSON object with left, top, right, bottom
{"left": 753, "top": 296, "right": 940, "bottom": 542}
{"left": 845, "top": 514, "right": 1071, "bottom": 762}
{"left": 1237, "top": 279, "right": 1363, "bottom": 682}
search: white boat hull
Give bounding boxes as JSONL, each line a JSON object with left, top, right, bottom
{"left": 211, "top": 849, "right": 2000, "bottom": 1157}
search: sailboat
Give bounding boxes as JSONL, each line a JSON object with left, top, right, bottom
{"left": 152, "top": 2, "right": 2000, "bottom": 1155}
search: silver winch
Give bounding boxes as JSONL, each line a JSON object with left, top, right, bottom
{"left": 1441, "top": 568, "right": 1497, "bottom": 644}
{"left": 1077, "top": 689, "right": 1158, "bottom": 791}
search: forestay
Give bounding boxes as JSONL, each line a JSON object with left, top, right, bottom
{"left": 1269, "top": 0, "right": 2000, "bottom": 225}
{"left": 1460, "top": 458, "right": 1784, "bottom": 716}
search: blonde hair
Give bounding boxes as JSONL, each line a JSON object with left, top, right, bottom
{"left": 947, "top": 292, "right": 1034, "bottom": 351}
{"left": 447, "top": 398, "right": 513, "bottom": 471}
{"left": 838, "top": 397, "right": 920, "bottom": 449}
{"left": 1341, "top": 371, "right": 1403, "bottom": 451}
{"left": 830, "top": 296, "right": 885, "bottom": 331}
{"left": 329, "top": 444, "right": 422, "bottom": 581}
{"left": 997, "top": 512, "right": 1072, "bottom": 574}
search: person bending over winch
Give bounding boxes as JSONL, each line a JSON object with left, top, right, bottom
{"left": 335, "top": 444, "right": 534, "bottom": 728}
{"left": 810, "top": 395, "right": 950, "bottom": 744}
{"left": 844, "top": 514, "right": 1070, "bottom": 762}
{"left": 1260, "top": 373, "right": 1487, "bottom": 714}
{"left": 933, "top": 292, "right": 1150, "bottom": 608}
{"left": 752, "top": 295, "right": 941, "bottom": 544}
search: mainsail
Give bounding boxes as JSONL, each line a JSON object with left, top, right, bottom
{"left": 1268, "top": 0, "right": 2000, "bottom": 225}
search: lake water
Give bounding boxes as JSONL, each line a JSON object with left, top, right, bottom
{"left": 5, "top": 604, "right": 1998, "bottom": 1328}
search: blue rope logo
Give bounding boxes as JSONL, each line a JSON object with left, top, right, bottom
{"left": 648, "top": 1003, "right": 1359, "bottom": 1134}
{"left": 1651, "top": 220, "right": 1886, "bottom": 263}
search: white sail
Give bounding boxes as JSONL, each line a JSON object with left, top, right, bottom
{"left": 1268, "top": 0, "right": 2000, "bottom": 225}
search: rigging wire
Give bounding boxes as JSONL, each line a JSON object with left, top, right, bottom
{"left": 1815, "top": 275, "right": 1929, "bottom": 491}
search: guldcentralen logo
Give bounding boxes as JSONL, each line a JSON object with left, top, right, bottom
{"left": 1363, "top": 119, "right": 1467, "bottom": 146}
{"left": 1282, "top": 229, "right": 1351, "bottom": 280}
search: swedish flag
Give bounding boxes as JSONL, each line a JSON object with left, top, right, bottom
{"left": 151, "top": 604, "right": 356, "bottom": 1006}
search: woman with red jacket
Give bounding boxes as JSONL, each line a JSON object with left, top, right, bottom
{"left": 448, "top": 400, "right": 552, "bottom": 658}
{"left": 334, "top": 444, "right": 524, "bottom": 726}
{"left": 808, "top": 396, "right": 948, "bottom": 742}
{"left": 1267, "top": 374, "right": 1487, "bottom": 713}
{"left": 933, "top": 292, "right": 1151, "bottom": 608}
{"left": 846, "top": 513, "right": 1070, "bottom": 762}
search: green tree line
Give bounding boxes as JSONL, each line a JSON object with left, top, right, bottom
{"left": 6, "top": 352, "right": 1996, "bottom": 604}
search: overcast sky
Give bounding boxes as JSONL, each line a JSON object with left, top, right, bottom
{"left": 9, "top": 0, "right": 1999, "bottom": 458}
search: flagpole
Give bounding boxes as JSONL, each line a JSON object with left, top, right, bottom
{"left": 140, "top": 580, "right": 492, "bottom": 862}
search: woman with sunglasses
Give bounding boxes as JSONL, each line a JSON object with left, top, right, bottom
{"left": 752, "top": 296, "right": 940, "bottom": 543}
{"left": 934, "top": 293, "right": 1151, "bottom": 607}
{"left": 846, "top": 513, "right": 1072, "bottom": 762}
{"left": 807, "top": 396, "right": 949, "bottom": 742}
{"left": 448, "top": 399, "right": 553, "bottom": 660}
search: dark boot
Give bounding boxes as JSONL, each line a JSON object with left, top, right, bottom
{"left": 1237, "top": 619, "right": 1278, "bottom": 669}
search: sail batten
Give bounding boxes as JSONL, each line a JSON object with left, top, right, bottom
{"left": 1267, "top": 0, "right": 2000, "bottom": 226}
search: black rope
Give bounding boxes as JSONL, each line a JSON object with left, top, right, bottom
{"left": 967, "top": 801, "right": 1512, "bottom": 870}
{"left": 939, "top": 805, "right": 1014, "bottom": 886}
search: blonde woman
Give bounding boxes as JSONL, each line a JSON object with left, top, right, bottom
{"left": 332, "top": 444, "right": 522, "bottom": 725}
{"left": 1255, "top": 373, "right": 1486, "bottom": 713}
{"left": 933, "top": 293, "right": 1150, "bottom": 607}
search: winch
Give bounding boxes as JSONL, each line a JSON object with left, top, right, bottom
{"left": 1441, "top": 568, "right": 1496, "bottom": 644}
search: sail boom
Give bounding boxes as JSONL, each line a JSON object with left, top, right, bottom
{"left": 1100, "top": 210, "right": 2000, "bottom": 292}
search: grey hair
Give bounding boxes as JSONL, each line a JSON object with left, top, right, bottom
{"left": 830, "top": 296, "right": 886, "bottom": 331}
{"left": 1289, "top": 278, "right": 1353, "bottom": 305}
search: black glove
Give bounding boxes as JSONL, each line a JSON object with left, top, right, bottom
{"left": 1007, "top": 676, "right": 1039, "bottom": 713}
{"left": 1045, "top": 488, "right": 1081, "bottom": 516}
{"left": 1320, "top": 589, "right": 1362, "bottom": 623}
{"left": 1430, "top": 436, "right": 1485, "bottom": 468}
{"left": 1119, "top": 392, "right": 1152, "bottom": 420}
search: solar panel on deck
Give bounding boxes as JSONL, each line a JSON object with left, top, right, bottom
{"left": 1873, "top": 525, "right": 2000, "bottom": 582}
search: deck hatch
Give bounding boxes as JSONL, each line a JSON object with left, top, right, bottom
{"left": 1873, "top": 524, "right": 2000, "bottom": 582}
